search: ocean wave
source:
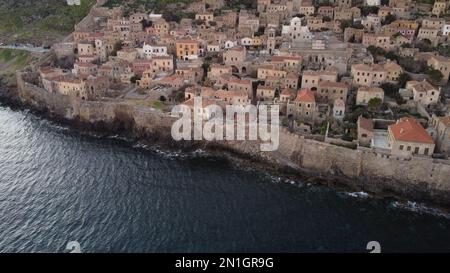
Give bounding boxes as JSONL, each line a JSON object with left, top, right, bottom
{"left": 345, "top": 191, "right": 369, "bottom": 199}
{"left": 391, "top": 201, "right": 450, "bottom": 219}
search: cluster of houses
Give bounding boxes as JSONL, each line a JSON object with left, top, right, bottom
{"left": 36, "top": 0, "right": 450, "bottom": 159}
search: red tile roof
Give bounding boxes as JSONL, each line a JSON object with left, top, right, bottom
{"left": 389, "top": 118, "right": 434, "bottom": 144}
{"left": 295, "top": 89, "right": 315, "bottom": 102}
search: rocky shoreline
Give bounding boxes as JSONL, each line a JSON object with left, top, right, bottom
{"left": 3, "top": 82, "right": 450, "bottom": 212}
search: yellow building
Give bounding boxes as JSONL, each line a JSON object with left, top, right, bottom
{"left": 195, "top": 12, "right": 214, "bottom": 22}
{"left": 176, "top": 40, "right": 200, "bottom": 61}
{"left": 432, "top": 1, "right": 447, "bottom": 17}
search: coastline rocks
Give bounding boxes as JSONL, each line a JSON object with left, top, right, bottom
{"left": 4, "top": 75, "right": 450, "bottom": 208}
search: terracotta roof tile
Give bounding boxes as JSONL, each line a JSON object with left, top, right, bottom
{"left": 295, "top": 89, "right": 315, "bottom": 102}
{"left": 389, "top": 118, "right": 434, "bottom": 144}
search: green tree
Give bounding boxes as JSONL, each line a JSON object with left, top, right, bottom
{"left": 368, "top": 98, "right": 383, "bottom": 111}
{"left": 382, "top": 14, "right": 397, "bottom": 25}
{"left": 367, "top": 46, "right": 386, "bottom": 58}
{"left": 130, "top": 75, "right": 141, "bottom": 84}
{"left": 110, "top": 41, "right": 123, "bottom": 56}
{"left": 426, "top": 67, "right": 444, "bottom": 83}
{"left": 397, "top": 72, "right": 411, "bottom": 87}
{"left": 380, "top": 82, "right": 399, "bottom": 96}
{"left": 385, "top": 51, "right": 398, "bottom": 61}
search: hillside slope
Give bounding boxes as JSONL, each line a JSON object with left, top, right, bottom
{"left": 0, "top": 0, "right": 95, "bottom": 46}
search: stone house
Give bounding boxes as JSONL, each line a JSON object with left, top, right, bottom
{"left": 301, "top": 70, "right": 338, "bottom": 90}
{"left": 213, "top": 90, "right": 249, "bottom": 106}
{"left": 78, "top": 41, "right": 95, "bottom": 56}
{"left": 181, "top": 97, "right": 224, "bottom": 120}
{"left": 336, "top": 0, "right": 352, "bottom": 8}
{"left": 298, "top": 5, "right": 315, "bottom": 16}
{"left": 55, "top": 77, "right": 86, "bottom": 98}
{"left": 427, "top": 54, "right": 450, "bottom": 82}
{"left": 417, "top": 27, "right": 439, "bottom": 46}
{"left": 334, "top": 8, "right": 353, "bottom": 21}
{"left": 207, "top": 44, "right": 221, "bottom": 53}
{"left": 228, "top": 77, "right": 253, "bottom": 97}
{"left": 223, "top": 46, "right": 246, "bottom": 67}
{"left": 362, "top": 33, "right": 392, "bottom": 50}
{"left": 256, "top": 85, "right": 276, "bottom": 101}
{"left": 257, "top": 65, "right": 288, "bottom": 80}
{"left": 83, "top": 76, "right": 110, "bottom": 100}
{"left": 398, "top": 47, "right": 419, "bottom": 57}
{"left": 332, "top": 99, "right": 346, "bottom": 120}
{"left": 279, "top": 88, "right": 296, "bottom": 103}
{"left": 307, "top": 17, "right": 325, "bottom": 31}
{"left": 351, "top": 7, "right": 362, "bottom": 19}
{"left": 74, "top": 31, "right": 91, "bottom": 43}
{"left": 422, "top": 17, "right": 445, "bottom": 29}
{"left": 356, "top": 86, "right": 385, "bottom": 105}
{"left": 175, "top": 67, "right": 204, "bottom": 84}
{"left": 384, "top": 61, "right": 403, "bottom": 82}
{"left": 195, "top": 12, "right": 214, "bottom": 22}
{"left": 130, "top": 13, "right": 148, "bottom": 24}
{"left": 271, "top": 55, "right": 302, "bottom": 73}
{"left": 153, "top": 19, "right": 170, "bottom": 36}
{"left": 432, "top": 1, "right": 447, "bottom": 17}
{"left": 388, "top": 118, "right": 435, "bottom": 157}
{"left": 287, "top": 89, "right": 317, "bottom": 121}
{"left": 150, "top": 56, "right": 175, "bottom": 74}
{"left": 283, "top": 73, "right": 299, "bottom": 90}
{"left": 208, "top": 64, "right": 232, "bottom": 81}
{"left": 351, "top": 64, "right": 387, "bottom": 87}
{"left": 357, "top": 116, "right": 374, "bottom": 147}
{"left": 430, "top": 115, "right": 450, "bottom": 155}
{"left": 362, "top": 14, "right": 381, "bottom": 31}
{"left": 316, "top": 81, "right": 349, "bottom": 104}
{"left": 378, "top": 6, "right": 393, "bottom": 20}
{"left": 72, "top": 62, "right": 98, "bottom": 78}
{"left": 406, "top": 80, "right": 441, "bottom": 106}
{"left": 344, "top": 27, "right": 364, "bottom": 43}
{"left": 318, "top": 6, "right": 334, "bottom": 20}
{"left": 78, "top": 54, "right": 99, "bottom": 64}
{"left": 217, "top": 10, "right": 237, "bottom": 29}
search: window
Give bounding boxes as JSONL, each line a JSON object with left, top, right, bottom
{"left": 399, "top": 145, "right": 404, "bottom": 150}
{"left": 414, "top": 147, "right": 420, "bottom": 154}
{"left": 407, "top": 146, "right": 411, "bottom": 151}
{"left": 424, "top": 148, "right": 430, "bottom": 155}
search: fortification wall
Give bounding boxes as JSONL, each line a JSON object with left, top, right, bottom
{"left": 14, "top": 72, "right": 450, "bottom": 205}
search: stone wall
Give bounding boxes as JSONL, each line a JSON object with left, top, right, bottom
{"left": 14, "top": 72, "right": 450, "bottom": 206}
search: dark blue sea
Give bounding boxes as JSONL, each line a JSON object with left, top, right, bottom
{"left": 1, "top": 105, "right": 450, "bottom": 253}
